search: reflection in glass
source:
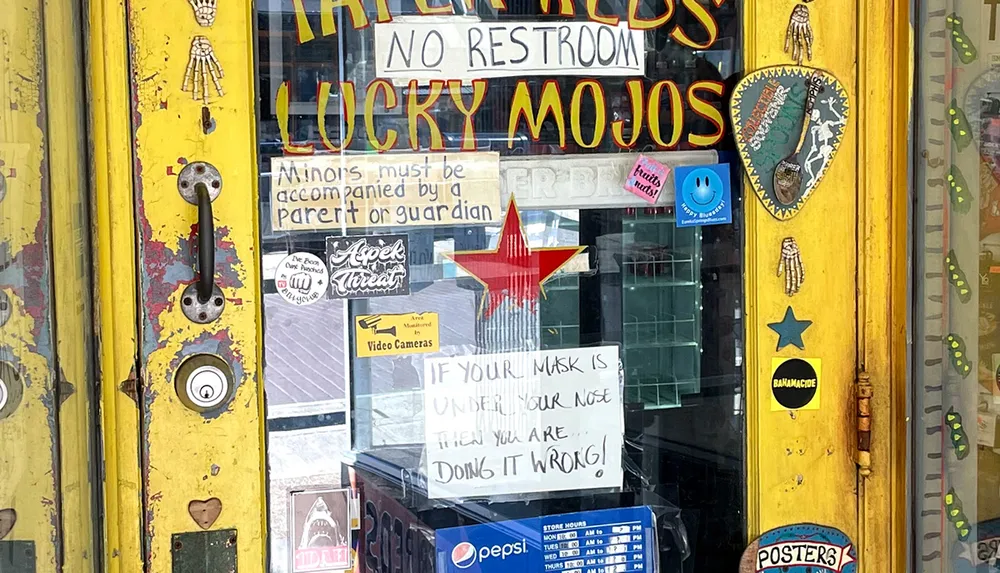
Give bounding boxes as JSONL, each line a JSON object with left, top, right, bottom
{"left": 256, "top": 0, "right": 746, "bottom": 570}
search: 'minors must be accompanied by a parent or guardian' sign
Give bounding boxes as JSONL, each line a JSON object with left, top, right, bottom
{"left": 270, "top": 152, "right": 501, "bottom": 232}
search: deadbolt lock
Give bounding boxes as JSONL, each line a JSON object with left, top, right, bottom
{"left": 0, "top": 362, "right": 23, "bottom": 421}
{"left": 175, "top": 354, "right": 235, "bottom": 413}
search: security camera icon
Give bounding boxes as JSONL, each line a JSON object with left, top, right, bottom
{"left": 358, "top": 316, "right": 396, "bottom": 337}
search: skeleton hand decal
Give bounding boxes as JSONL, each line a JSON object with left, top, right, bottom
{"left": 182, "top": 36, "right": 224, "bottom": 103}
{"left": 784, "top": 4, "right": 813, "bottom": 65}
{"left": 777, "top": 237, "right": 804, "bottom": 296}
{"left": 188, "top": 0, "right": 217, "bottom": 26}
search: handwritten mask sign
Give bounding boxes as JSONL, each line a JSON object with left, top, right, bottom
{"left": 326, "top": 235, "right": 410, "bottom": 299}
{"left": 423, "top": 345, "right": 623, "bottom": 499}
{"left": 374, "top": 20, "right": 645, "bottom": 81}
{"left": 623, "top": 155, "right": 670, "bottom": 204}
{"left": 740, "top": 524, "right": 857, "bottom": 573}
{"left": 270, "top": 152, "right": 501, "bottom": 232}
{"left": 730, "top": 66, "right": 849, "bottom": 220}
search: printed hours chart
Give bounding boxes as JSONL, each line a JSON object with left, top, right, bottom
{"left": 540, "top": 508, "right": 655, "bottom": 573}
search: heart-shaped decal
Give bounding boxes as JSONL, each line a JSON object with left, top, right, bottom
{"left": 730, "top": 65, "right": 850, "bottom": 220}
{"left": 0, "top": 508, "right": 16, "bottom": 540}
{"left": 188, "top": 498, "right": 222, "bottom": 530}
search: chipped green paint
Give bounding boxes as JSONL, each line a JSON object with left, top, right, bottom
{"left": 946, "top": 13, "right": 977, "bottom": 64}
{"left": 945, "top": 407, "right": 970, "bottom": 460}
{"left": 945, "top": 333, "right": 972, "bottom": 378}
{"left": 945, "top": 250, "right": 971, "bottom": 302}
{"left": 948, "top": 101, "right": 973, "bottom": 151}
{"left": 947, "top": 164, "right": 973, "bottom": 213}
{"left": 945, "top": 488, "right": 971, "bottom": 540}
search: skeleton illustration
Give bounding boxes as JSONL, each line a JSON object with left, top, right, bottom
{"left": 784, "top": 4, "right": 813, "bottom": 65}
{"left": 803, "top": 96, "right": 847, "bottom": 189}
{"left": 182, "top": 36, "right": 224, "bottom": 103}
{"left": 777, "top": 237, "right": 804, "bottom": 296}
{"left": 188, "top": 0, "right": 217, "bottom": 26}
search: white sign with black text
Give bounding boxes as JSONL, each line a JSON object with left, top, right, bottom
{"left": 276, "top": 252, "right": 330, "bottom": 306}
{"left": 326, "top": 235, "right": 410, "bottom": 299}
{"left": 374, "top": 19, "right": 645, "bottom": 80}
{"left": 423, "top": 346, "right": 623, "bottom": 499}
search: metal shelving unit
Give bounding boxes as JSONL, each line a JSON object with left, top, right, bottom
{"left": 621, "top": 209, "right": 702, "bottom": 409}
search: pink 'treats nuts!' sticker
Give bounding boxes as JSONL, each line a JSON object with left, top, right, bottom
{"left": 623, "top": 155, "right": 670, "bottom": 204}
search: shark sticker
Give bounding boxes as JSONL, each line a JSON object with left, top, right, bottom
{"left": 289, "top": 488, "right": 353, "bottom": 572}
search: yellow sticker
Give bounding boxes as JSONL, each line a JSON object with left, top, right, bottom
{"left": 355, "top": 313, "right": 439, "bottom": 358}
{"left": 770, "top": 357, "right": 822, "bottom": 411}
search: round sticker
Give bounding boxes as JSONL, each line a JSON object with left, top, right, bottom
{"left": 771, "top": 358, "right": 818, "bottom": 410}
{"left": 275, "top": 252, "right": 328, "bottom": 306}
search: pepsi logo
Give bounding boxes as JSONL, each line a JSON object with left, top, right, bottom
{"left": 451, "top": 542, "right": 477, "bottom": 569}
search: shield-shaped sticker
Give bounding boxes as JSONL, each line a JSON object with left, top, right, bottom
{"left": 731, "top": 66, "right": 850, "bottom": 220}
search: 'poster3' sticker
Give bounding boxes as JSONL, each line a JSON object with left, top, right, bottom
{"left": 276, "top": 252, "right": 329, "bottom": 306}
{"left": 289, "top": 488, "right": 352, "bottom": 573}
{"left": 740, "top": 523, "right": 857, "bottom": 573}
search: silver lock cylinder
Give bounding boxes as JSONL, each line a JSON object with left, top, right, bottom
{"left": 174, "top": 354, "right": 235, "bottom": 413}
{"left": 0, "top": 291, "right": 10, "bottom": 328}
{"left": 0, "top": 362, "right": 23, "bottom": 420}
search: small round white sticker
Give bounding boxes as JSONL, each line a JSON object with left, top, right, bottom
{"left": 275, "top": 252, "right": 328, "bottom": 306}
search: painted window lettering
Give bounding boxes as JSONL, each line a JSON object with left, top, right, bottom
{"left": 275, "top": 76, "right": 727, "bottom": 154}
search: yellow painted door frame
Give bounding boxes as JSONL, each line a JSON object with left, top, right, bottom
{"left": 90, "top": 0, "right": 913, "bottom": 571}
{"left": 1, "top": 0, "right": 99, "bottom": 569}
{"left": 112, "top": 0, "right": 269, "bottom": 569}
{"left": 742, "top": 1, "right": 910, "bottom": 573}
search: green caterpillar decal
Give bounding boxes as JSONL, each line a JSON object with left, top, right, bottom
{"left": 946, "top": 13, "right": 978, "bottom": 64}
{"left": 949, "top": 100, "right": 974, "bottom": 151}
{"left": 946, "top": 407, "right": 970, "bottom": 460}
{"left": 945, "top": 250, "right": 972, "bottom": 302}
{"left": 945, "top": 488, "right": 972, "bottom": 540}
{"left": 947, "top": 164, "right": 973, "bottom": 214}
{"left": 946, "top": 333, "right": 972, "bottom": 378}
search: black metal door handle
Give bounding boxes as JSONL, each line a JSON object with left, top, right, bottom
{"left": 195, "top": 182, "right": 215, "bottom": 303}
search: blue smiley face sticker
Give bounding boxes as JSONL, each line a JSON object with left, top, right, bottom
{"left": 674, "top": 163, "right": 733, "bottom": 227}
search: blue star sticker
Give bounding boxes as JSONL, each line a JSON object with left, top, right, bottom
{"left": 767, "top": 306, "right": 812, "bottom": 351}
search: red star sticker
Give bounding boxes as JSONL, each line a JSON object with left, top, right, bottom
{"left": 447, "top": 196, "right": 584, "bottom": 318}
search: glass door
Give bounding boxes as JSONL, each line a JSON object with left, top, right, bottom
{"left": 114, "top": 0, "right": 890, "bottom": 568}
{"left": 912, "top": 0, "right": 1000, "bottom": 568}
{"left": 255, "top": 1, "right": 747, "bottom": 571}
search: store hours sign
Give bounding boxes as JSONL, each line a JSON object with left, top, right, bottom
{"left": 422, "top": 346, "right": 623, "bottom": 499}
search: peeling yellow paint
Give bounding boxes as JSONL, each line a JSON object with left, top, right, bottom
{"left": 0, "top": 0, "right": 59, "bottom": 568}
{"left": 89, "top": 0, "right": 144, "bottom": 565}
{"left": 44, "top": 0, "right": 98, "bottom": 567}
{"left": 126, "top": 0, "right": 266, "bottom": 566}
{"left": 743, "top": 0, "right": 860, "bottom": 547}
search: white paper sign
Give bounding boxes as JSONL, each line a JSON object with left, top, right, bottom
{"left": 374, "top": 19, "right": 645, "bottom": 80}
{"left": 500, "top": 150, "right": 718, "bottom": 210}
{"left": 423, "top": 346, "right": 623, "bottom": 499}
